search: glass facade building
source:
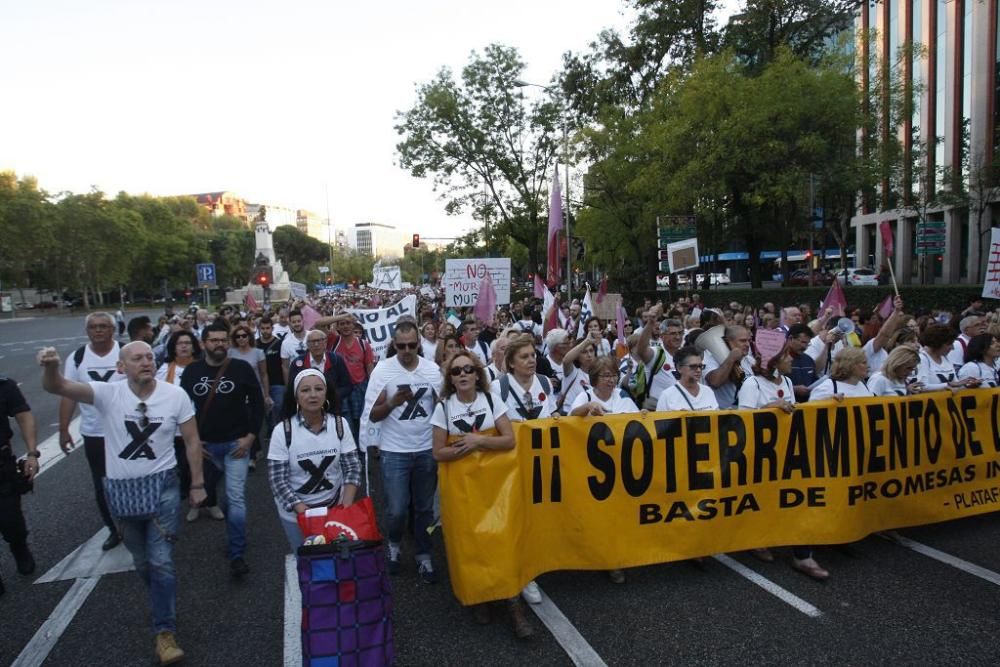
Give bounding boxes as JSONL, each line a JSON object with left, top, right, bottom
{"left": 853, "top": 0, "right": 999, "bottom": 284}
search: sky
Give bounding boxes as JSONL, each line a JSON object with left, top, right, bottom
{"left": 0, "top": 1, "right": 739, "bottom": 242}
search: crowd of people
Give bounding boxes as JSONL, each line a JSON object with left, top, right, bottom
{"left": 1, "top": 284, "right": 997, "bottom": 662}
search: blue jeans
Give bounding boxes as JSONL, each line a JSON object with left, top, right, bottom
{"left": 268, "top": 385, "right": 286, "bottom": 431}
{"left": 380, "top": 449, "right": 437, "bottom": 560}
{"left": 204, "top": 440, "right": 250, "bottom": 559}
{"left": 120, "top": 469, "right": 180, "bottom": 634}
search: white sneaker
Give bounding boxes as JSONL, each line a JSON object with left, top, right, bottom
{"left": 185, "top": 508, "right": 199, "bottom": 523}
{"left": 206, "top": 506, "right": 225, "bottom": 520}
{"left": 521, "top": 580, "right": 542, "bottom": 605}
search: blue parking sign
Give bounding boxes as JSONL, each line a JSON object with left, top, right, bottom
{"left": 196, "top": 263, "right": 217, "bottom": 287}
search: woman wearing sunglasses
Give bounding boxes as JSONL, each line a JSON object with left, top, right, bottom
{"left": 228, "top": 323, "right": 273, "bottom": 469}
{"left": 654, "top": 346, "right": 719, "bottom": 412}
{"left": 430, "top": 353, "right": 532, "bottom": 638}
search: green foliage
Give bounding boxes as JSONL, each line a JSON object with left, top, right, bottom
{"left": 395, "top": 44, "right": 563, "bottom": 274}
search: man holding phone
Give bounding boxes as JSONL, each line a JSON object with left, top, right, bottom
{"left": 362, "top": 319, "right": 441, "bottom": 583}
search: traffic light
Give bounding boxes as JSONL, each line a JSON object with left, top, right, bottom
{"left": 253, "top": 267, "right": 273, "bottom": 288}
{"left": 412, "top": 233, "right": 420, "bottom": 248}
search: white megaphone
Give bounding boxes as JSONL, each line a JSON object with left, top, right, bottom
{"left": 836, "top": 318, "right": 855, "bottom": 334}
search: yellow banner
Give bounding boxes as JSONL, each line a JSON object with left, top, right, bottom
{"left": 438, "top": 389, "right": 1000, "bottom": 605}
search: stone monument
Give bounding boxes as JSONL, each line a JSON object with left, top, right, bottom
{"left": 226, "top": 206, "right": 293, "bottom": 304}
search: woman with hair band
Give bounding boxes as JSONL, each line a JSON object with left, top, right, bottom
{"left": 431, "top": 352, "right": 532, "bottom": 638}
{"left": 267, "top": 369, "right": 360, "bottom": 552}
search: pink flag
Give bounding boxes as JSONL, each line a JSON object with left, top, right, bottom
{"left": 244, "top": 290, "right": 259, "bottom": 312}
{"left": 615, "top": 303, "right": 626, "bottom": 346}
{"left": 596, "top": 275, "right": 607, "bottom": 304}
{"left": 473, "top": 272, "right": 497, "bottom": 325}
{"left": 547, "top": 166, "right": 563, "bottom": 288}
{"left": 301, "top": 304, "right": 320, "bottom": 330}
{"left": 877, "top": 294, "right": 893, "bottom": 319}
{"left": 880, "top": 221, "right": 894, "bottom": 255}
{"left": 533, "top": 274, "right": 546, "bottom": 300}
{"left": 820, "top": 279, "right": 847, "bottom": 318}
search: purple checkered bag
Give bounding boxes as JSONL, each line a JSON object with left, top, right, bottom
{"left": 297, "top": 540, "right": 394, "bottom": 667}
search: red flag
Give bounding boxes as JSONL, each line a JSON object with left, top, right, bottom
{"left": 547, "top": 166, "right": 563, "bottom": 288}
{"left": 244, "top": 290, "right": 259, "bottom": 312}
{"left": 473, "top": 272, "right": 497, "bottom": 326}
{"left": 820, "top": 279, "right": 847, "bottom": 317}
{"left": 596, "top": 276, "right": 607, "bottom": 304}
{"left": 877, "top": 294, "right": 893, "bottom": 319}
{"left": 880, "top": 221, "right": 894, "bottom": 255}
{"left": 533, "top": 274, "right": 546, "bottom": 300}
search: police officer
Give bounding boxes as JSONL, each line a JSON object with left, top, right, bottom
{"left": 0, "top": 373, "right": 39, "bottom": 595}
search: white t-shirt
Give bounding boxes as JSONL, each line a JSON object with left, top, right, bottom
{"left": 947, "top": 335, "right": 971, "bottom": 368}
{"left": 917, "top": 350, "right": 956, "bottom": 391}
{"left": 491, "top": 374, "right": 556, "bottom": 422}
{"left": 431, "top": 391, "right": 507, "bottom": 435}
{"left": 863, "top": 339, "right": 887, "bottom": 378}
{"left": 958, "top": 361, "right": 1000, "bottom": 388}
{"left": 810, "top": 378, "right": 874, "bottom": 401}
{"left": 560, "top": 366, "right": 592, "bottom": 414}
{"left": 421, "top": 337, "right": 438, "bottom": 362}
{"left": 703, "top": 350, "right": 755, "bottom": 409}
{"left": 569, "top": 388, "right": 639, "bottom": 415}
{"left": 868, "top": 371, "right": 909, "bottom": 397}
{"left": 91, "top": 380, "right": 195, "bottom": 479}
{"left": 515, "top": 319, "right": 542, "bottom": 340}
{"left": 648, "top": 348, "right": 678, "bottom": 403}
{"left": 154, "top": 361, "right": 192, "bottom": 436}
{"left": 546, "top": 354, "right": 566, "bottom": 385}
{"left": 466, "top": 340, "right": 490, "bottom": 366}
{"left": 64, "top": 342, "right": 126, "bottom": 437}
{"left": 280, "top": 330, "right": 309, "bottom": 362}
{"left": 375, "top": 360, "right": 440, "bottom": 453}
{"left": 272, "top": 323, "right": 291, "bottom": 338}
{"left": 656, "top": 383, "right": 719, "bottom": 412}
{"left": 737, "top": 375, "right": 796, "bottom": 409}
{"left": 591, "top": 338, "right": 612, "bottom": 358}
{"left": 268, "top": 415, "right": 356, "bottom": 513}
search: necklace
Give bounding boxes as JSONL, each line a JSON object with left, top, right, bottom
{"left": 457, "top": 394, "right": 478, "bottom": 418}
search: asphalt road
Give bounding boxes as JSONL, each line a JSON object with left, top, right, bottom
{"left": 2, "top": 313, "right": 1000, "bottom": 665}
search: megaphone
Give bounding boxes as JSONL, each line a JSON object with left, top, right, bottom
{"left": 695, "top": 325, "right": 729, "bottom": 363}
{"left": 836, "top": 318, "right": 854, "bottom": 334}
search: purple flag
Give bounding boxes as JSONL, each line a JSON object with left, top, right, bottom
{"left": 547, "top": 166, "right": 563, "bottom": 288}
{"left": 820, "top": 280, "right": 847, "bottom": 318}
{"left": 877, "top": 294, "right": 893, "bottom": 319}
{"left": 473, "top": 272, "right": 497, "bottom": 326}
{"left": 533, "top": 274, "right": 546, "bottom": 300}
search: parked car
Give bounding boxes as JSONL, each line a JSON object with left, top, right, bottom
{"left": 787, "top": 269, "right": 835, "bottom": 286}
{"left": 711, "top": 273, "right": 731, "bottom": 285}
{"left": 835, "top": 267, "right": 879, "bottom": 286}
{"left": 14, "top": 302, "right": 34, "bottom": 310}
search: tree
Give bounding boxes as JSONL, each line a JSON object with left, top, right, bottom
{"left": 273, "top": 225, "right": 330, "bottom": 285}
{"left": 395, "top": 44, "right": 563, "bottom": 275}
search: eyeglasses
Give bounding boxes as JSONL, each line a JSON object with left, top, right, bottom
{"left": 683, "top": 364, "right": 707, "bottom": 370}
{"left": 597, "top": 373, "right": 618, "bottom": 380}
{"left": 395, "top": 342, "right": 419, "bottom": 350}
{"left": 449, "top": 364, "right": 476, "bottom": 377}
{"left": 137, "top": 402, "right": 149, "bottom": 429}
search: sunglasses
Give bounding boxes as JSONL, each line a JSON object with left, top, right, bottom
{"left": 684, "top": 364, "right": 707, "bottom": 370}
{"left": 395, "top": 342, "right": 419, "bottom": 350}
{"left": 137, "top": 402, "right": 149, "bottom": 429}
{"left": 449, "top": 364, "right": 476, "bottom": 377}
{"left": 234, "top": 333, "right": 249, "bottom": 339}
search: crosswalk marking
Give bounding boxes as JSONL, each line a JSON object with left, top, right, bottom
{"left": 11, "top": 577, "right": 100, "bottom": 667}
{"left": 35, "top": 527, "right": 133, "bottom": 584}
{"left": 284, "top": 554, "right": 302, "bottom": 667}
{"left": 529, "top": 584, "right": 609, "bottom": 667}
{"left": 880, "top": 532, "right": 1000, "bottom": 586}
{"left": 714, "top": 554, "right": 824, "bottom": 618}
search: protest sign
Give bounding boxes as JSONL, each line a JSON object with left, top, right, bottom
{"left": 444, "top": 258, "right": 511, "bottom": 307}
{"left": 372, "top": 265, "right": 402, "bottom": 291}
{"left": 754, "top": 328, "right": 787, "bottom": 366}
{"left": 439, "top": 389, "right": 1000, "bottom": 604}
{"left": 982, "top": 228, "right": 1000, "bottom": 299}
{"left": 347, "top": 295, "right": 416, "bottom": 359}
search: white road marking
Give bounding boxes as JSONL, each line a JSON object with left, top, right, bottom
{"left": 11, "top": 576, "right": 100, "bottom": 667}
{"left": 34, "top": 417, "right": 80, "bottom": 479}
{"left": 880, "top": 532, "right": 1000, "bottom": 586}
{"left": 528, "top": 585, "right": 609, "bottom": 667}
{"left": 284, "top": 554, "right": 302, "bottom": 667}
{"left": 713, "top": 554, "right": 823, "bottom": 618}
{"left": 35, "top": 527, "right": 134, "bottom": 583}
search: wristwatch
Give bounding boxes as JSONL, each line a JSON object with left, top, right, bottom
{"left": 26, "top": 452, "right": 41, "bottom": 458}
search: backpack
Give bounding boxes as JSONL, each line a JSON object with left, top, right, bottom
{"left": 498, "top": 373, "right": 552, "bottom": 403}
{"left": 283, "top": 414, "right": 345, "bottom": 446}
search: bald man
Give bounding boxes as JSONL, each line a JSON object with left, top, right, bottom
{"left": 40, "top": 341, "right": 206, "bottom": 665}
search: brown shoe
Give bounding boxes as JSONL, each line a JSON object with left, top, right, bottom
{"left": 155, "top": 631, "right": 185, "bottom": 665}
{"left": 507, "top": 599, "right": 535, "bottom": 640}
{"left": 472, "top": 603, "right": 491, "bottom": 625}
{"left": 751, "top": 548, "right": 774, "bottom": 563}
{"left": 792, "top": 558, "right": 830, "bottom": 581}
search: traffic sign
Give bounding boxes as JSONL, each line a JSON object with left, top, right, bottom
{"left": 318, "top": 266, "right": 330, "bottom": 274}
{"left": 196, "top": 262, "right": 217, "bottom": 287}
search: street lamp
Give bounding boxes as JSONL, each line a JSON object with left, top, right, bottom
{"left": 514, "top": 79, "right": 572, "bottom": 302}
